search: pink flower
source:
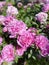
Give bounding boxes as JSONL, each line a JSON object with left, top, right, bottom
{"left": 1, "top": 16, "right": 14, "bottom": 32}
{"left": 42, "top": 0, "right": 49, "bottom": 4}
{"left": 0, "top": 55, "right": 3, "bottom": 65}
{"left": 42, "top": 4, "right": 49, "bottom": 12}
{"left": 0, "top": 1, "right": 6, "bottom": 8}
{"left": 0, "top": 15, "right": 13, "bottom": 26}
{"left": 2, "top": 16, "right": 16, "bottom": 33}
{"left": 16, "top": 46, "right": 26, "bottom": 56}
{"left": 7, "top": 20, "right": 27, "bottom": 38}
{"left": 35, "top": 12, "right": 48, "bottom": 24}
{"left": 40, "top": 49, "right": 48, "bottom": 57}
{"left": 0, "top": 37, "right": 3, "bottom": 45}
{"left": 2, "top": 16, "right": 27, "bottom": 38}
{"left": 35, "top": 35, "right": 49, "bottom": 50}
{"left": 17, "top": 30, "right": 35, "bottom": 48}
{"left": 1, "top": 44, "right": 15, "bottom": 62}
{"left": 40, "top": 44, "right": 49, "bottom": 57}
{"left": 38, "top": 0, "right": 49, "bottom": 4}
{"left": 6, "top": 6, "right": 18, "bottom": 16}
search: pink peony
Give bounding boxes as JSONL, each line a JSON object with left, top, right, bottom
{"left": 42, "top": 4, "right": 49, "bottom": 12}
{"left": 35, "top": 12, "right": 48, "bottom": 24}
{"left": 0, "top": 37, "right": 3, "bottom": 45}
{"left": 42, "top": 0, "right": 49, "bottom": 4}
{"left": 1, "top": 44, "right": 15, "bottom": 62}
{"left": 17, "top": 30, "right": 35, "bottom": 48}
{"left": 40, "top": 44, "right": 49, "bottom": 57}
{"left": 4, "top": 16, "right": 14, "bottom": 25}
{"left": 6, "top": 6, "right": 18, "bottom": 16}
{"left": 0, "top": 1, "right": 6, "bottom": 8}
{"left": 7, "top": 20, "right": 27, "bottom": 38}
{"left": 16, "top": 46, "right": 26, "bottom": 56}
{"left": 38, "top": 0, "right": 49, "bottom": 4}
{"left": 35, "top": 35, "right": 49, "bottom": 50}
{"left": 0, "top": 15, "right": 13, "bottom": 26}
{"left": 40, "top": 49, "right": 48, "bottom": 57}
{"left": 2, "top": 16, "right": 27, "bottom": 38}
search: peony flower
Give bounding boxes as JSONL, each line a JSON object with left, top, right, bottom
{"left": 0, "top": 1, "right": 6, "bottom": 8}
{"left": 0, "top": 15, "right": 13, "bottom": 26}
{"left": 40, "top": 44, "right": 49, "bottom": 57}
{"left": 35, "top": 12, "right": 48, "bottom": 24}
{"left": 1, "top": 44, "right": 15, "bottom": 62}
{"left": 2, "top": 16, "right": 27, "bottom": 38}
{"left": 7, "top": 20, "right": 27, "bottom": 38}
{"left": 35, "top": 35, "right": 49, "bottom": 50}
{"left": 46, "top": 44, "right": 49, "bottom": 56}
{"left": 4, "top": 16, "right": 14, "bottom": 25}
{"left": 35, "top": 35, "right": 49, "bottom": 57}
{"left": 42, "top": 0, "right": 49, "bottom": 4}
{"left": 6, "top": 6, "right": 18, "bottom": 16}
{"left": 40, "top": 49, "right": 48, "bottom": 57}
{"left": 37, "top": 0, "right": 49, "bottom": 4}
{"left": 0, "top": 37, "right": 3, "bottom": 45}
{"left": 16, "top": 46, "right": 26, "bottom": 56}
{"left": 17, "top": 30, "right": 35, "bottom": 48}
{"left": 42, "top": 4, "right": 49, "bottom": 12}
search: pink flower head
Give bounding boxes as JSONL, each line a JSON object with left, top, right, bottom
{"left": 16, "top": 46, "right": 26, "bottom": 56}
{"left": 7, "top": 20, "right": 27, "bottom": 38}
{"left": 17, "top": 30, "right": 35, "bottom": 48}
{"left": 4, "top": 16, "right": 13, "bottom": 25}
{"left": 46, "top": 44, "right": 49, "bottom": 56}
{"left": 0, "top": 55, "right": 3, "bottom": 65}
{"left": 40, "top": 49, "right": 48, "bottom": 57}
{"left": 43, "top": 0, "right": 49, "bottom": 4}
{"left": 1, "top": 44, "right": 15, "bottom": 62}
{"left": 35, "top": 35, "right": 49, "bottom": 50}
{"left": 0, "top": 1, "right": 6, "bottom": 8}
{"left": 42, "top": 4, "right": 49, "bottom": 12}
{"left": 38, "top": 0, "right": 49, "bottom": 4}
{"left": 40, "top": 44, "right": 49, "bottom": 57}
{"left": 0, "top": 37, "right": 3, "bottom": 45}
{"left": 35, "top": 12, "right": 48, "bottom": 23}
{"left": 6, "top": 6, "right": 18, "bottom": 16}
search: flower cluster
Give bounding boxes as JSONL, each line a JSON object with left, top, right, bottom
{"left": 0, "top": 0, "right": 49, "bottom": 65}
{"left": 6, "top": 6, "right": 18, "bottom": 16}
{"left": 1, "top": 44, "right": 15, "bottom": 62}
{"left": 35, "top": 12, "right": 48, "bottom": 24}
{"left": 35, "top": 35, "right": 49, "bottom": 56}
